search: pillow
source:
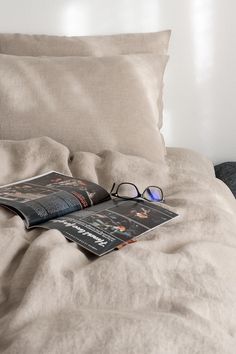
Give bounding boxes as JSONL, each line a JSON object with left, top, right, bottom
{"left": 0, "top": 53, "right": 168, "bottom": 163}
{"left": 0, "top": 30, "right": 171, "bottom": 129}
{"left": 0, "top": 31, "right": 171, "bottom": 57}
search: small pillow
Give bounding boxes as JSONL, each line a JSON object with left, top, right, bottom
{"left": 215, "top": 162, "right": 236, "bottom": 198}
{"left": 0, "top": 30, "right": 171, "bottom": 129}
{"left": 0, "top": 53, "right": 168, "bottom": 163}
{"left": 0, "top": 31, "right": 171, "bottom": 56}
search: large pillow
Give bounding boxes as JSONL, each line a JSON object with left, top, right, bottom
{"left": 0, "top": 53, "right": 168, "bottom": 163}
{"left": 0, "top": 30, "right": 171, "bottom": 129}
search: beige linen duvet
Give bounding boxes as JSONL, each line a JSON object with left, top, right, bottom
{"left": 0, "top": 137, "right": 236, "bottom": 354}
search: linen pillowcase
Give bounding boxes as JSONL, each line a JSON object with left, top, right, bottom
{"left": 0, "top": 31, "right": 170, "bottom": 57}
{"left": 0, "top": 53, "right": 168, "bottom": 163}
{"left": 0, "top": 30, "right": 171, "bottom": 129}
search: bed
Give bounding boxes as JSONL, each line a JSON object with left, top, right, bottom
{"left": 0, "top": 30, "right": 236, "bottom": 354}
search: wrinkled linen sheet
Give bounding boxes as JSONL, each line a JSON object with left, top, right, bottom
{"left": 0, "top": 137, "right": 235, "bottom": 354}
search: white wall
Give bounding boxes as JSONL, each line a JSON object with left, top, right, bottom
{"left": 0, "top": 0, "right": 235, "bottom": 163}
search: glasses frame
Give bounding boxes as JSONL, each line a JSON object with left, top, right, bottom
{"left": 110, "top": 182, "right": 164, "bottom": 202}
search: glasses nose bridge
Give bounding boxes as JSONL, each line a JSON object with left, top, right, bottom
{"left": 134, "top": 185, "right": 142, "bottom": 198}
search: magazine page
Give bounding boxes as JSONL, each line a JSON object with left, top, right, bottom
{"left": 0, "top": 171, "right": 110, "bottom": 227}
{"left": 40, "top": 199, "right": 178, "bottom": 256}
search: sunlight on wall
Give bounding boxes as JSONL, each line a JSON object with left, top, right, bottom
{"left": 191, "top": 0, "right": 214, "bottom": 83}
{"left": 190, "top": 0, "right": 216, "bottom": 157}
{"left": 62, "top": 1, "right": 90, "bottom": 36}
{"left": 61, "top": 0, "right": 161, "bottom": 36}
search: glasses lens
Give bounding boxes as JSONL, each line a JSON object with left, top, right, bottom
{"left": 117, "top": 183, "right": 139, "bottom": 199}
{"left": 143, "top": 186, "right": 163, "bottom": 202}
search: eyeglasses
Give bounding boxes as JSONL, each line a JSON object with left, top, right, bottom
{"left": 110, "top": 182, "right": 164, "bottom": 202}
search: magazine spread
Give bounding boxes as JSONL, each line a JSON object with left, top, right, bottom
{"left": 0, "top": 171, "right": 110, "bottom": 227}
{"left": 0, "top": 171, "right": 178, "bottom": 256}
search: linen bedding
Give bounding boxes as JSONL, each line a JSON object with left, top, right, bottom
{"left": 0, "top": 137, "right": 235, "bottom": 354}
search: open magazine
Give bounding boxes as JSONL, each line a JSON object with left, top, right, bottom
{"left": 0, "top": 171, "right": 178, "bottom": 256}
